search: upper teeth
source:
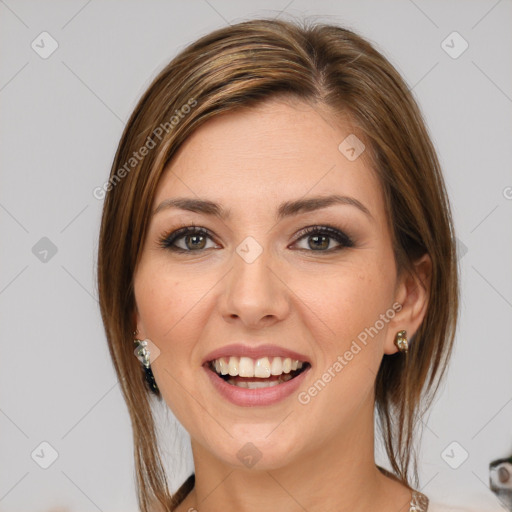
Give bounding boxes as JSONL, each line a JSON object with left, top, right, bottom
{"left": 211, "top": 356, "right": 304, "bottom": 378}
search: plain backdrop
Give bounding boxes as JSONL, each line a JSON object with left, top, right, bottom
{"left": 1, "top": 1, "right": 511, "bottom": 511}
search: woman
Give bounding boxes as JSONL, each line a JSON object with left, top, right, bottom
{"left": 97, "top": 18, "right": 459, "bottom": 512}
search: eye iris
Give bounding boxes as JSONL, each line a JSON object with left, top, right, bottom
{"left": 186, "top": 234, "right": 206, "bottom": 250}
{"left": 309, "top": 234, "right": 329, "bottom": 250}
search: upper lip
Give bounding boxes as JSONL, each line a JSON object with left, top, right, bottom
{"left": 202, "top": 344, "right": 311, "bottom": 365}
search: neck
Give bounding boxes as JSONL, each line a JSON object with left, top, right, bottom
{"left": 183, "top": 394, "right": 413, "bottom": 512}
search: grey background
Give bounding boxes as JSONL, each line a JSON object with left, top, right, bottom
{"left": 1, "top": 1, "right": 511, "bottom": 511}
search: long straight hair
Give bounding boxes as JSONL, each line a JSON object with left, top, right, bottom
{"left": 97, "top": 17, "right": 459, "bottom": 511}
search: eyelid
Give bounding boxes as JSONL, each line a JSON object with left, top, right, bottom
{"left": 291, "top": 224, "right": 354, "bottom": 250}
{"left": 158, "top": 223, "right": 354, "bottom": 253}
{"left": 157, "top": 226, "right": 218, "bottom": 251}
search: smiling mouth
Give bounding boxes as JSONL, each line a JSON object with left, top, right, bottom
{"left": 207, "top": 355, "right": 311, "bottom": 389}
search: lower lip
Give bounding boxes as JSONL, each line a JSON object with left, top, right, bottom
{"left": 204, "top": 365, "right": 310, "bottom": 407}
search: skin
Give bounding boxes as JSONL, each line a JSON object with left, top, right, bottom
{"left": 133, "top": 96, "right": 431, "bottom": 512}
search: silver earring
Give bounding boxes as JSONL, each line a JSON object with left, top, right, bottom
{"left": 133, "top": 331, "right": 159, "bottom": 394}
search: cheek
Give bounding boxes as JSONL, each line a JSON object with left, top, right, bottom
{"left": 135, "top": 263, "right": 203, "bottom": 339}
{"left": 134, "top": 266, "right": 197, "bottom": 376}
{"left": 295, "top": 261, "right": 396, "bottom": 410}
{"left": 134, "top": 259, "right": 225, "bottom": 384}
{"left": 133, "top": 265, "right": 209, "bottom": 419}
{"left": 291, "top": 265, "right": 395, "bottom": 431}
{"left": 300, "top": 264, "right": 393, "bottom": 347}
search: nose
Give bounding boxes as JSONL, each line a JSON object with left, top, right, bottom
{"left": 220, "top": 242, "right": 290, "bottom": 329}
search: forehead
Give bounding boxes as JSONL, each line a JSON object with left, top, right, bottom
{"left": 154, "top": 98, "right": 384, "bottom": 224}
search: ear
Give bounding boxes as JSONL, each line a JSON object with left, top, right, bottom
{"left": 383, "top": 253, "right": 432, "bottom": 355}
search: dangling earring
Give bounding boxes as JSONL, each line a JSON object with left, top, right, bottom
{"left": 394, "top": 330, "right": 408, "bottom": 353}
{"left": 133, "top": 330, "right": 159, "bottom": 394}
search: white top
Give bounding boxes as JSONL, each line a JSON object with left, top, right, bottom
{"left": 428, "top": 504, "right": 476, "bottom": 511}
{"left": 410, "top": 491, "right": 480, "bottom": 512}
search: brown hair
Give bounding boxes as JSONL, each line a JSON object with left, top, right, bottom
{"left": 97, "top": 17, "right": 459, "bottom": 511}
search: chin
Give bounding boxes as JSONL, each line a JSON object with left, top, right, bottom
{"left": 206, "top": 428, "right": 305, "bottom": 472}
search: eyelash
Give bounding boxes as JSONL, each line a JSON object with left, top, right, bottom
{"left": 157, "top": 224, "right": 354, "bottom": 254}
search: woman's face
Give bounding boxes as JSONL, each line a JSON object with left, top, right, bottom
{"left": 133, "top": 98, "right": 424, "bottom": 470}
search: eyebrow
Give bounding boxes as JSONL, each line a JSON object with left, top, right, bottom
{"left": 152, "top": 194, "right": 373, "bottom": 222}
